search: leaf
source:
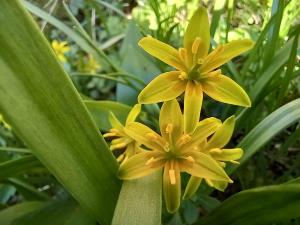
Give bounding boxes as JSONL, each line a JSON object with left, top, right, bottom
{"left": 0, "top": 1, "right": 120, "bottom": 224}
{"left": 229, "top": 98, "right": 300, "bottom": 174}
{"left": 197, "top": 183, "right": 300, "bottom": 225}
{"left": 0, "top": 156, "right": 42, "bottom": 180}
{"left": 0, "top": 202, "right": 46, "bottom": 225}
{"left": 112, "top": 172, "right": 162, "bottom": 225}
{"left": 13, "top": 199, "right": 96, "bottom": 225}
{"left": 84, "top": 100, "right": 131, "bottom": 130}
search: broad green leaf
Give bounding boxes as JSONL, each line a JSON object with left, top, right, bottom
{"left": 13, "top": 200, "right": 96, "bottom": 225}
{"left": 0, "top": 202, "right": 46, "bottom": 225}
{"left": 229, "top": 98, "right": 300, "bottom": 174}
{"left": 112, "top": 172, "right": 162, "bottom": 225}
{"left": 197, "top": 183, "right": 300, "bottom": 225}
{"left": 84, "top": 100, "right": 131, "bottom": 130}
{"left": 0, "top": 1, "right": 120, "bottom": 224}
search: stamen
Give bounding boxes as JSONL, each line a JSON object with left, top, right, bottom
{"left": 209, "top": 148, "right": 223, "bottom": 154}
{"left": 164, "top": 142, "right": 170, "bottom": 152}
{"left": 117, "top": 154, "right": 125, "bottom": 162}
{"left": 177, "top": 134, "right": 191, "bottom": 147}
{"left": 197, "top": 58, "right": 204, "bottom": 64}
{"left": 178, "top": 72, "right": 187, "bottom": 80}
{"left": 179, "top": 48, "right": 187, "bottom": 62}
{"left": 191, "top": 37, "right": 201, "bottom": 55}
{"left": 169, "top": 169, "right": 176, "bottom": 185}
{"left": 110, "top": 128, "right": 119, "bottom": 133}
{"left": 165, "top": 123, "right": 173, "bottom": 134}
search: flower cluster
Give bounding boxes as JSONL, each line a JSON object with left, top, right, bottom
{"left": 104, "top": 6, "right": 253, "bottom": 213}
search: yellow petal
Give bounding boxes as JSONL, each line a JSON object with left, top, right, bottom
{"left": 184, "top": 6, "right": 210, "bottom": 61}
{"left": 138, "top": 36, "right": 186, "bottom": 71}
{"left": 182, "top": 151, "right": 232, "bottom": 182}
{"left": 183, "top": 117, "right": 221, "bottom": 151}
{"left": 126, "top": 104, "right": 141, "bottom": 125}
{"left": 163, "top": 160, "right": 181, "bottom": 213}
{"left": 210, "top": 148, "right": 243, "bottom": 162}
{"left": 202, "top": 74, "right": 251, "bottom": 107}
{"left": 118, "top": 152, "right": 163, "bottom": 180}
{"left": 201, "top": 39, "right": 254, "bottom": 73}
{"left": 205, "top": 115, "right": 235, "bottom": 150}
{"left": 124, "top": 122, "right": 165, "bottom": 151}
{"left": 109, "top": 111, "right": 124, "bottom": 130}
{"left": 51, "top": 40, "right": 58, "bottom": 49}
{"left": 183, "top": 176, "right": 202, "bottom": 199}
{"left": 160, "top": 99, "right": 183, "bottom": 143}
{"left": 184, "top": 81, "right": 203, "bottom": 134}
{"left": 206, "top": 179, "right": 228, "bottom": 192}
{"left": 138, "top": 71, "right": 187, "bottom": 104}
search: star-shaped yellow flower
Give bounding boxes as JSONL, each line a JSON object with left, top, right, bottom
{"left": 138, "top": 6, "right": 253, "bottom": 133}
{"left": 103, "top": 104, "right": 142, "bottom": 162}
{"left": 119, "top": 99, "right": 232, "bottom": 213}
{"left": 51, "top": 40, "right": 70, "bottom": 62}
{"left": 183, "top": 115, "right": 243, "bottom": 199}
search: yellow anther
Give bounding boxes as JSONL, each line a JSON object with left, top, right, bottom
{"left": 177, "top": 134, "right": 191, "bottom": 146}
{"left": 169, "top": 169, "right": 176, "bottom": 185}
{"left": 209, "top": 148, "right": 223, "bottom": 154}
{"left": 179, "top": 48, "right": 187, "bottom": 62}
{"left": 191, "top": 37, "right": 201, "bottom": 55}
{"left": 178, "top": 72, "right": 187, "bottom": 80}
{"left": 110, "top": 142, "right": 127, "bottom": 150}
{"left": 165, "top": 123, "right": 173, "bottom": 134}
{"left": 145, "top": 157, "right": 155, "bottom": 166}
{"left": 164, "top": 142, "right": 170, "bottom": 152}
{"left": 197, "top": 58, "right": 204, "bottom": 64}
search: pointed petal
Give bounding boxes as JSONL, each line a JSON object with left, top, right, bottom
{"left": 138, "top": 71, "right": 187, "bottom": 104}
{"left": 126, "top": 104, "right": 141, "bottom": 125}
{"left": 210, "top": 148, "right": 243, "bottom": 162}
{"left": 205, "top": 115, "right": 235, "bottom": 150}
{"left": 182, "top": 151, "right": 232, "bottom": 182}
{"left": 201, "top": 39, "right": 254, "bottom": 73}
{"left": 160, "top": 99, "right": 183, "bottom": 143}
{"left": 138, "top": 36, "right": 186, "bottom": 71}
{"left": 183, "top": 117, "right": 221, "bottom": 151}
{"left": 124, "top": 122, "right": 165, "bottom": 151}
{"left": 109, "top": 111, "right": 124, "bottom": 130}
{"left": 184, "top": 81, "right": 203, "bottom": 134}
{"left": 118, "top": 152, "right": 163, "bottom": 180}
{"left": 163, "top": 161, "right": 181, "bottom": 213}
{"left": 202, "top": 74, "right": 251, "bottom": 107}
{"left": 184, "top": 6, "right": 210, "bottom": 60}
{"left": 183, "top": 176, "right": 202, "bottom": 199}
{"left": 206, "top": 180, "right": 228, "bottom": 192}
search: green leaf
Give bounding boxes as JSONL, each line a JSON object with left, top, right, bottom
{"left": 0, "top": 1, "right": 120, "bottom": 224}
{"left": 197, "top": 183, "right": 300, "bottom": 225}
{"left": 0, "top": 156, "right": 42, "bottom": 180}
{"left": 84, "top": 100, "right": 131, "bottom": 130}
{"left": 112, "top": 172, "right": 162, "bottom": 225}
{"left": 230, "top": 98, "right": 300, "bottom": 174}
{"left": 13, "top": 200, "right": 96, "bottom": 225}
{"left": 0, "top": 202, "right": 46, "bottom": 225}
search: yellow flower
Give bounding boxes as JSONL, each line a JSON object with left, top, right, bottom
{"left": 138, "top": 7, "right": 254, "bottom": 132}
{"left": 83, "top": 55, "right": 101, "bottom": 73}
{"left": 119, "top": 99, "right": 232, "bottom": 213}
{"left": 51, "top": 40, "right": 70, "bottom": 62}
{"left": 103, "top": 104, "right": 142, "bottom": 162}
{"left": 183, "top": 116, "right": 243, "bottom": 199}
